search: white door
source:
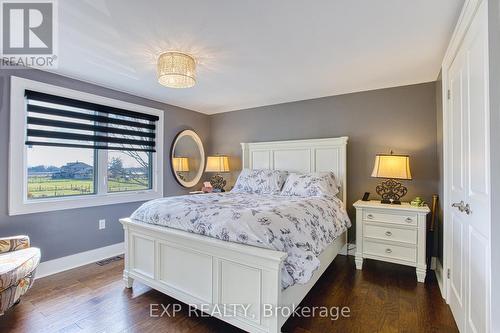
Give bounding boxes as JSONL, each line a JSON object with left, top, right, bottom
{"left": 446, "top": 2, "right": 491, "bottom": 332}
{"left": 448, "top": 44, "right": 467, "bottom": 331}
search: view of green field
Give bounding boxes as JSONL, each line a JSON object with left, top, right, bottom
{"left": 27, "top": 176, "right": 150, "bottom": 199}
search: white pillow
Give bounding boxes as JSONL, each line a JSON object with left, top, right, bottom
{"left": 231, "top": 169, "right": 288, "bottom": 195}
{"left": 281, "top": 172, "right": 339, "bottom": 197}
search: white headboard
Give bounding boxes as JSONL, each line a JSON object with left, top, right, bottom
{"left": 241, "top": 137, "right": 348, "bottom": 204}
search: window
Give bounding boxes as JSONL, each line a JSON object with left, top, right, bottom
{"left": 27, "top": 146, "right": 96, "bottom": 199}
{"left": 107, "top": 150, "right": 151, "bottom": 193}
{"left": 9, "top": 77, "right": 164, "bottom": 215}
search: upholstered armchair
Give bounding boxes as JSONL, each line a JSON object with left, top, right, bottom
{"left": 0, "top": 235, "right": 40, "bottom": 315}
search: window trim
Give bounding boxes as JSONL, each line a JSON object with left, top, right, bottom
{"left": 9, "top": 76, "right": 164, "bottom": 216}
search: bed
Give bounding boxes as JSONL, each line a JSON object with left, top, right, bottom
{"left": 120, "top": 136, "right": 349, "bottom": 333}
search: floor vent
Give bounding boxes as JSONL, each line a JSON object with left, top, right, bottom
{"left": 96, "top": 255, "right": 123, "bottom": 266}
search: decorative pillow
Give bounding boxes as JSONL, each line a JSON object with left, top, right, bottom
{"left": 281, "top": 172, "right": 339, "bottom": 197}
{"left": 231, "top": 169, "right": 288, "bottom": 195}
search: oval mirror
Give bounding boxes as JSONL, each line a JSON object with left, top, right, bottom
{"left": 171, "top": 130, "right": 205, "bottom": 188}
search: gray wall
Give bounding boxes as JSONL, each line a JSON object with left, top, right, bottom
{"left": 0, "top": 68, "right": 210, "bottom": 262}
{"left": 209, "top": 82, "right": 439, "bottom": 241}
{"left": 488, "top": 0, "right": 500, "bottom": 330}
{"left": 0, "top": 70, "right": 441, "bottom": 262}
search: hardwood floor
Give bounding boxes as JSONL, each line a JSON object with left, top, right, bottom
{"left": 0, "top": 255, "right": 457, "bottom": 333}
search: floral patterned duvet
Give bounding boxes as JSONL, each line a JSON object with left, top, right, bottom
{"left": 131, "top": 192, "right": 351, "bottom": 288}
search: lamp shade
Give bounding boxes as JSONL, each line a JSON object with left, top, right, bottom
{"left": 172, "top": 157, "right": 189, "bottom": 172}
{"left": 206, "top": 156, "right": 230, "bottom": 173}
{"left": 371, "top": 154, "right": 412, "bottom": 180}
{"left": 157, "top": 52, "right": 196, "bottom": 88}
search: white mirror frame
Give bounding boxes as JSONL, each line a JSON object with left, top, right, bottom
{"left": 171, "top": 129, "right": 205, "bottom": 188}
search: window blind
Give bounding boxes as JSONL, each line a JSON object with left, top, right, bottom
{"left": 25, "top": 90, "right": 159, "bottom": 152}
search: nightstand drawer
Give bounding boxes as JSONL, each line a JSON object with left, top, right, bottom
{"left": 363, "top": 240, "right": 416, "bottom": 263}
{"left": 363, "top": 210, "right": 417, "bottom": 226}
{"left": 364, "top": 224, "right": 417, "bottom": 244}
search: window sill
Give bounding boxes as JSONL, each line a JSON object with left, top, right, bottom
{"left": 8, "top": 190, "right": 162, "bottom": 216}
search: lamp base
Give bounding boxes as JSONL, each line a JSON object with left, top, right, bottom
{"left": 380, "top": 199, "right": 402, "bottom": 205}
{"left": 210, "top": 174, "right": 226, "bottom": 192}
{"left": 376, "top": 179, "right": 407, "bottom": 204}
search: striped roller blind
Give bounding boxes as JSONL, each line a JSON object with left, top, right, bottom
{"left": 25, "top": 90, "right": 159, "bottom": 152}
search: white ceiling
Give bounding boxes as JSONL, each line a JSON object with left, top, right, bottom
{"left": 53, "top": 0, "right": 464, "bottom": 114}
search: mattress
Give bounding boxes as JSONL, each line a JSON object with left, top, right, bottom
{"left": 131, "top": 192, "right": 351, "bottom": 288}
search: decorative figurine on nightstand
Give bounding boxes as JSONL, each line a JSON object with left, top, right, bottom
{"left": 371, "top": 151, "right": 412, "bottom": 204}
{"left": 410, "top": 196, "right": 426, "bottom": 207}
{"left": 202, "top": 181, "right": 213, "bottom": 193}
{"left": 205, "top": 155, "right": 230, "bottom": 192}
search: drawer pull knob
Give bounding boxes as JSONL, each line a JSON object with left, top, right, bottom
{"left": 405, "top": 217, "right": 413, "bottom": 223}
{"left": 385, "top": 231, "right": 392, "bottom": 236}
{"left": 367, "top": 214, "right": 374, "bottom": 219}
{"left": 385, "top": 248, "right": 392, "bottom": 254}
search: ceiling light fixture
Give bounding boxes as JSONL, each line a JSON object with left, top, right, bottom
{"left": 157, "top": 51, "right": 196, "bottom": 88}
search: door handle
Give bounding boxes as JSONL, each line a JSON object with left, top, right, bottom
{"left": 452, "top": 201, "right": 472, "bottom": 214}
{"left": 452, "top": 201, "right": 465, "bottom": 212}
{"left": 464, "top": 203, "right": 472, "bottom": 215}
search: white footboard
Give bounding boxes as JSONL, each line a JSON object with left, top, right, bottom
{"left": 120, "top": 218, "right": 288, "bottom": 333}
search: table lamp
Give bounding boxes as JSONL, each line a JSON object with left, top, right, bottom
{"left": 206, "top": 155, "right": 230, "bottom": 192}
{"left": 371, "top": 151, "right": 412, "bottom": 204}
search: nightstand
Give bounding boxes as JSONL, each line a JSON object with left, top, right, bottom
{"left": 353, "top": 200, "right": 430, "bottom": 282}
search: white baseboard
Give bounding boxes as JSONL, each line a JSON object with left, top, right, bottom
{"left": 435, "top": 258, "right": 445, "bottom": 299}
{"left": 431, "top": 256, "right": 447, "bottom": 299}
{"left": 36, "top": 242, "right": 124, "bottom": 279}
{"left": 430, "top": 256, "right": 437, "bottom": 270}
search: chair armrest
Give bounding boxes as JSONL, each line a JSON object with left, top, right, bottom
{"left": 0, "top": 235, "right": 30, "bottom": 254}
